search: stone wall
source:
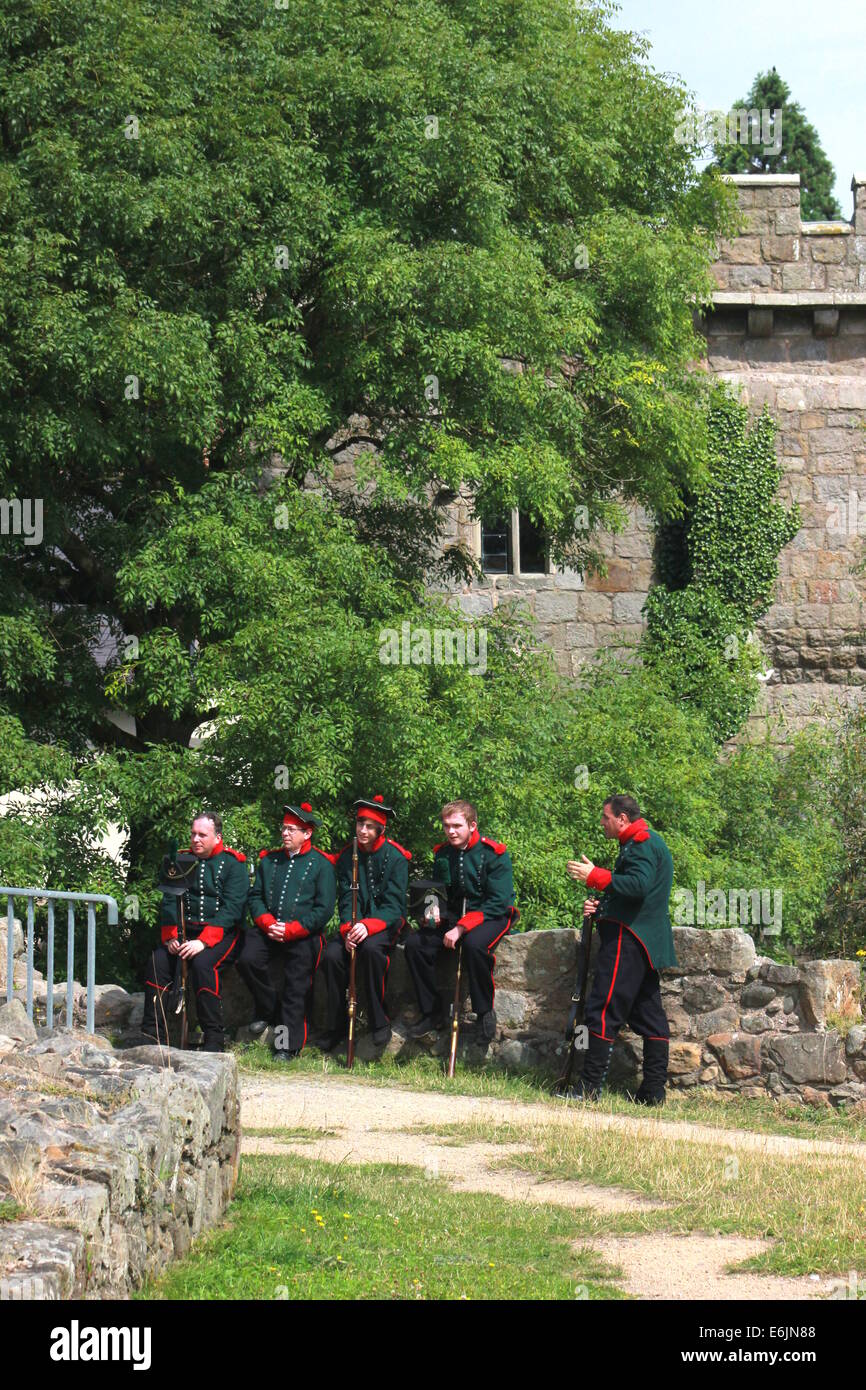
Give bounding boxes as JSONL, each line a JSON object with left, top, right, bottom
{"left": 0, "top": 1002, "right": 239, "bottom": 1300}
{"left": 224, "top": 925, "right": 864, "bottom": 1109}
{"left": 435, "top": 172, "right": 866, "bottom": 734}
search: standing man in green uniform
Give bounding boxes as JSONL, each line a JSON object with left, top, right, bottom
{"left": 316, "top": 795, "right": 411, "bottom": 1052}
{"left": 566, "top": 794, "right": 677, "bottom": 1104}
{"left": 142, "top": 811, "right": 249, "bottom": 1052}
{"left": 405, "top": 799, "right": 516, "bottom": 1042}
{"left": 237, "top": 802, "right": 336, "bottom": 1060}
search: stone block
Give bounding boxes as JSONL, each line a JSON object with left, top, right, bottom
{"left": 612, "top": 592, "right": 647, "bottom": 624}
{"left": 0, "top": 998, "right": 37, "bottom": 1043}
{"left": 740, "top": 981, "right": 776, "bottom": 1009}
{"left": 706, "top": 1032, "right": 762, "bottom": 1080}
{"left": 766, "top": 1032, "right": 847, "bottom": 1085}
{"left": 667, "top": 1041, "right": 702, "bottom": 1074}
{"left": 682, "top": 977, "right": 730, "bottom": 1013}
{"left": 671, "top": 928, "right": 756, "bottom": 977}
{"left": 797, "top": 960, "right": 861, "bottom": 1029}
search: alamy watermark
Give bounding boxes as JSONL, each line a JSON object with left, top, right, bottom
{"left": 0, "top": 497, "right": 42, "bottom": 545}
{"left": 675, "top": 106, "right": 783, "bottom": 157}
{"left": 826, "top": 489, "right": 866, "bottom": 537}
{"left": 673, "top": 881, "right": 782, "bottom": 937}
{"left": 379, "top": 621, "right": 487, "bottom": 675}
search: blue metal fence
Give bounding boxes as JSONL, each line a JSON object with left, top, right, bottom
{"left": 2, "top": 888, "right": 119, "bottom": 1035}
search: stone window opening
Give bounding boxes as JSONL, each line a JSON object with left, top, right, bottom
{"left": 480, "top": 509, "right": 550, "bottom": 576}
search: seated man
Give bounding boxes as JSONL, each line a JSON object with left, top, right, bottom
{"left": 142, "top": 811, "right": 248, "bottom": 1052}
{"left": 236, "top": 802, "right": 336, "bottom": 1060}
{"left": 316, "top": 795, "right": 411, "bottom": 1052}
{"left": 404, "top": 799, "right": 516, "bottom": 1042}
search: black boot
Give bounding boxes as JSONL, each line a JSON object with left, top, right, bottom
{"left": 563, "top": 1033, "right": 614, "bottom": 1100}
{"left": 200, "top": 1029, "right": 225, "bottom": 1053}
{"left": 634, "top": 1038, "right": 668, "bottom": 1106}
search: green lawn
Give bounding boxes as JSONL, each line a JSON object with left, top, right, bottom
{"left": 138, "top": 1153, "right": 626, "bottom": 1301}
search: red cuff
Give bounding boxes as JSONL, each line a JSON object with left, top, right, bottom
{"left": 586, "top": 867, "right": 612, "bottom": 891}
{"left": 457, "top": 910, "right": 484, "bottom": 932}
{"left": 198, "top": 925, "right": 224, "bottom": 947}
{"left": 161, "top": 925, "right": 178, "bottom": 944}
{"left": 361, "top": 917, "right": 387, "bottom": 937}
{"left": 282, "top": 919, "right": 309, "bottom": 942}
{"left": 256, "top": 913, "right": 277, "bottom": 932}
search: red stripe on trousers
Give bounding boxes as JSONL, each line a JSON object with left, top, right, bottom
{"left": 486, "top": 923, "right": 510, "bottom": 1007}
{"left": 196, "top": 933, "right": 240, "bottom": 997}
{"left": 599, "top": 926, "right": 623, "bottom": 1041}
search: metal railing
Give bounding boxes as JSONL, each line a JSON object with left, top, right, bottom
{"left": 2, "top": 888, "right": 119, "bottom": 1035}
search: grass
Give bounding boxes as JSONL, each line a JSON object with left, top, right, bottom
{"left": 137, "top": 1153, "right": 626, "bottom": 1301}
{"left": 232, "top": 1040, "right": 866, "bottom": 1144}
{"left": 0, "top": 1198, "right": 24, "bottom": 1223}
{"left": 413, "top": 1115, "right": 866, "bottom": 1280}
{"left": 244, "top": 1126, "right": 338, "bottom": 1141}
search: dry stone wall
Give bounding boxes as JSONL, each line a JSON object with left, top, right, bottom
{"left": 224, "top": 926, "right": 864, "bottom": 1108}
{"left": 0, "top": 1008, "right": 239, "bottom": 1300}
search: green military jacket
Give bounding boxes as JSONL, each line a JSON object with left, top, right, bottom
{"left": 249, "top": 840, "right": 336, "bottom": 940}
{"left": 589, "top": 826, "right": 678, "bottom": 970}
{"left": 335, "top": 835, "right": 411, "bottom": 938}
{"left": 159, "top": 842, "right": 249, "bottom": 948}
{"left": 432, "top": 829, "right": 515, "bottom": 930}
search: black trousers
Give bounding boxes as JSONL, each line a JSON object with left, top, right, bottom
{"left": 585, "top": 920, "right": 670, "bottom": 1043}
{"left": 320, "top": 930, "right": 396, "bottom": 1034}
{"left": 143, "top": 930, "right": 241, "bottom": 1050}
{"left": 235, "top": 928, "right": 323, "bottom": 1052}
{"left": 404, "top": 917, "right": 510, "bottom": 1018}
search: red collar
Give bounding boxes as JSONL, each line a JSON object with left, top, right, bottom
{"left": 208, "top": 839, "right": 224, "bottom": 857}
{"left": 464, "top": 828, "right": 480, "bottom": 849}
{"left": 284, "top": 838, "right": 313, "bottom": 858}
{"left": 619, "top": 818, "right": 650, "bottom": 845}
{"left": 360, "top": 833, "right": 385, "bottom": 853}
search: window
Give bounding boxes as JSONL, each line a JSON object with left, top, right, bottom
{"left": 480, "top": 510, "right": 547, "bottom": 575}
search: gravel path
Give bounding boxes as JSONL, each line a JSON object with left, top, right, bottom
{"left": 240, "top": 1072, "right": 854, "bottom": 1301}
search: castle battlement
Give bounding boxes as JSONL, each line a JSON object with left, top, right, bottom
{"left": 712, "top": 173, "right": 866, "bottom": 313}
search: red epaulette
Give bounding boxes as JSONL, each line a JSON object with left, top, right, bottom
{"left": 481, "top": 836, "right": 507, "bottom": 855}
{"left": 314, "top": 846, "right": 339, "bottom": 865}
{"left": 432, "top": 841, "right": 446, "bottom": 853}
{"left": 386, "top": 838, "right": 412, "bottom": 860}
{"left": 222, "top": 846, "right": 247, "bottom": 862}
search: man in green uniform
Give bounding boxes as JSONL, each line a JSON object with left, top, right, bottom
{"left": 142, "top": 811, "right": 249, "bottom": 1051}
{"left": 567, "top": 794, "right": 677, "bottom": 1104}
{"left": 405, "top": 799, "right": 516, "bottom": 1041}
{"left": 316, "top": 795, "right": 411, "bottom": 1052}
{"left": 237, "top": 802, "right": 336, "bottom": 1060}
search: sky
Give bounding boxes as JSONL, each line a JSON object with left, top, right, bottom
{"left": 606, "top": 0, "right": 865, "bottom": 215}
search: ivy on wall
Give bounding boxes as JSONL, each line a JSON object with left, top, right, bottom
{"left": 642, "top": 389, "right": 801, "bottom": 742}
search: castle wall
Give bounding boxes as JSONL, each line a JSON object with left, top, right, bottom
{"left": 448, "top": 173, "right": 866, "bottom": 734}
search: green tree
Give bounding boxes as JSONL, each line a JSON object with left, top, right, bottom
{"left": 709, "top": 68, "right": 841, "bottom": 220}
{"left": 0, "top": 0, "right": 734, "bottom": 958}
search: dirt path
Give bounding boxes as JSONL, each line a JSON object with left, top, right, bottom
{"left": 240, "top": 1073, "right": 854, "bottom": 1301}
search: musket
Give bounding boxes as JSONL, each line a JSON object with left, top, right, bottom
{"left": 176, "top": 887, "right": 189, "bottom": 1051}
{"left": 346, "top": 834, "right": 359, "bottom": 1069}
{"left": 447, "top": 896, "right": 467, "bottom": 1080}
{"left": 555, "top": 903, "right": 595, "bottom": 1094}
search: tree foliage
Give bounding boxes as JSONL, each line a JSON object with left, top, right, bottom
{"left": 709, "top": 68, "right": 842, "bottom": 221}
{"left": 643, "top": 391, "right": 800, "bottom": 743}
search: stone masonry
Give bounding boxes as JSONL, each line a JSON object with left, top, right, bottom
{"left": 439, "top": 173, "right": 866, "bottom": 734}
{"left": 0, "top": 1008, "right": 239, "bottom": 1300}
